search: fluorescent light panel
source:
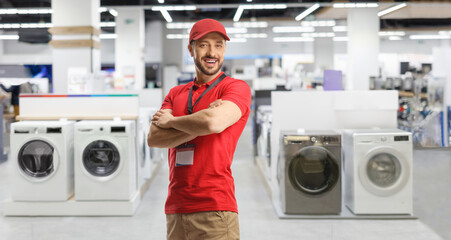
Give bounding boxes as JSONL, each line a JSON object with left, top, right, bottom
{"left": 167, "top": 22, "right": 195, "bottom": 29}
{"left": 225, "top": 27, "right": 248, "bottom": 34}
{"left": 389, "top": 36, "right": 403, "bottom": 41}
{"left": 233, "top": 21, "right": 268, "bottom": 28}
{"left": 302, "top": 32, "right": 335, "bottom": 38}
{"left": 234, "top": 33, "right": 267, "bottom": 39}
{"left": 0, "top": 23, "right": 53, "bottom": 29}
{"left": 301, "top": 20, "right": 335, "bottom": 27}
{"left": 99, "top": 22, "right": 116, "bottom": 27}
{"left": 160, "top": 9, "right": 173, "bottom": 23}
{"left": 295, "top": 3, "right": 320, "bottom": 21}
{"left": 230, "top": 38, "right": 247, "bottom": 43}
{"left": 0, "top": 35, "right": 19, "bottom": 40}
{"left": 233, "top": 4, "right": 287, "bottom": 22}
{"left": 333, "top": 3, "right": 378, "bottom": 8}
{"left": 98, "top": 7, "right": 108, "bottom": 12}
{"left": 109, "top": 9, "right": 118, "bottom": 17}
{"left": 379, "top": 31, "right": 405, "bottom": 36}
{"left": 410, "top": 35, "right": 451, "bottom": 40}
{"left": 158, "top": 0, "right": 164, "bottom": 3}
{"left": 273, "top": 37, "right": 314, "bottom": 42}
{"left": 152, "top": 6, "right": 196, "bottom": 11}
{"left": 272, "top": 26, "right": 315, "bottom": 33}
{"left": 100, "top": 34, "right": 117, "bottom": 39}
{"left": 333, "top": 37, "right": 348, "bottom": 42}
{"left": 0, "top": 8, "right": 53, "bottom": 14}
{"left": 333, "top": 26, "right": 346, "bottom": 32}
{"left": 166, "top": 34, "right": 189, "bottom": 39}
{"left": 378, "top": 3, "right": 407, "bottom": 17}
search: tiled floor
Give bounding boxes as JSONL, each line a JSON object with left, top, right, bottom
{"left": 0, "top": 124, "right": 448, "bottom": 240}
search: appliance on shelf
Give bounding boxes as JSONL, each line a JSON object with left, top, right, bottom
{"left": 74, "top": 120, "right": 137, "bottom": 201}
{"left": 278, "top": 131, "right": 342, "bottom": 214}
{"left": 10, "top": 120, "right": 75, "bottom": 201}
{"left": 343, "top": 129, "right": 413, "bottom": 215}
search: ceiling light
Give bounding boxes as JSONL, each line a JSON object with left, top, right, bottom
{"left": 272, "top": 26, "right": 315, "bottom": 33}
{"left": 333, "top": 37, "right": 348, "bottom": 42}
{"left": 389, "top": 36, "right": 403, "bottom": 41}
{"left": 333, "top": 26, "right": 346, "bottom": 32}
{"left": 301, "top": 20, "right": 335, "bottom": 27}
{"left": 379, "top": 31, "right": 405, "bottom": 36}
{"left": 166, "top": 34, "right": 189, "bottom": 39}
{"left": 225, "top": 27, "right": 248, "bottom": 34}
{"left": 302, "top": 32, "right": 335, "bottom": 38}
{"left": 233, "top": 21, "right": 268, "bottom": 28}
{"left": 166, "top": 22, "right": 195, "bottom": 29}
{"left": 0, "top": 35, "right": 19, "bottom": 40}
{"left": 295, "top": 3, "right": 320, "bottom": 21}
{"left": 230, "top": 38, "right": 247, "bottom": 43}
{"left": 378, "top": 3, "right": 407, "bottom": 17}
{"left": 0, "top": 8, "right": 53, "bottom": 15}
{"left": 160, "top": 9, "right": 173, "bottom": 23}
{"left": 333, "top": 3, "right": 378, "bottom": 8}
{"left": 0, "top": 23, "right": 53, "bottom": 29}
{"left": 409, "top": 35, "right": 451, "bottom": 40}
{"left": 158, "top": 0, "right": 164, "bottom": 3}
{"left": 99, "top": 22, "right": 116, "bottom": 27}
{"left": 234, "top": 33, "right": 267, "bottom": 39}
{"left": 273, "top": 37, "right": 314, "bottom": 42}
{"left": 233, "top": 6, "right": 245, "bottom": 22}
{"left": 98, "top": 7, "right": 108, "bottom": 13}
{"left": 233, "top": 4, "right": 287, "bottom": 22}
{"left": 247, "top": 0, "right": 252, "bottom": 2}
{"left": 152, "top": 6, "right": 196, "bottom": 11}
{"left": 100, "top": 34, "right": 117, "bottom": 39}
{"left": 109, "top": 9, "right": 118, "bottom": 17}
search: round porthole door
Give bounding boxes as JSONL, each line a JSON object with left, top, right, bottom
{"left": 359, "top": 147, "right": 410, "bottom": 196}
{"left": 82, "top": 140, "right": 120, "bottom": 177}
{"left": 288, "top": 146, "right": 339, "bottom": 195}
{"left": 18, "top": 140, "right": 55, "bottom": 179}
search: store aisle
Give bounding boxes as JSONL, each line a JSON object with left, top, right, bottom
{"left": 0, "top": 124, "right": 445, "bottom": 240}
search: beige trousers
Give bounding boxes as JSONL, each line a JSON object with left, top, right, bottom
{"left": 166, "top": 211, "right": 240, "bottom": 240}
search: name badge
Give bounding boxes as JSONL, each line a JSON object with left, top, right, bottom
{"left": 175, "top": 144, "right": 195, "bottom": 167}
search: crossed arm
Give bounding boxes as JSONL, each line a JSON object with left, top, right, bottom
{"left": 147, "top": 99, "right": 242, "bottom": 148}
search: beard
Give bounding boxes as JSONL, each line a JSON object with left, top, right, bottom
{"left": 194, "top": 56, "right": 223, "bottom": 76}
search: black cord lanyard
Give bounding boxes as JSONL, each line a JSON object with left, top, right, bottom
{"left": 187, "top": 73, "right": 227, "bottom": 114}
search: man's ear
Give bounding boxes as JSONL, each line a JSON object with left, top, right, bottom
{"left": 188, "top": 43, "right": 194, "bottom": 57}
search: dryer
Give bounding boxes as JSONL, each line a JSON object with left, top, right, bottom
{"left": 74, "top": 120, "right": 137, "bottom": 201}
{"left": 10, "top": 120, "right": 75, "bottom": 201}
{"left": 278, "top": 131, "right": 342, "bottom": 214}
{"left": 343, "top": 129, "right": 413, "bottom": 215}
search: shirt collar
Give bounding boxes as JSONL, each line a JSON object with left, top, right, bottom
{"left": 188, "top": 72, "right": 224, "bottom": 90}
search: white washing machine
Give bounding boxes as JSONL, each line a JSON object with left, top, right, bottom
{"left": 256, "top": 105, "right": 272, "bottom": 178}
{"left": 137, "top": 107, "right": 161, "bottom": 187}
{"left": 10, "top": 120, "right": 75, "bottom": 201}
{"left": 278, "top": 131, "right": 342, "bottom": 214}
{"left": 74, "top": 120, "right": 137, "bottom": 201}
{"left": 343, "top": 129, "right": 413, "bottom": 215}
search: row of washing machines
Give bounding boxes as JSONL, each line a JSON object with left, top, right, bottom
{"left": 256, "top": 106, "right": 413, "bottom": 216}
{"left": 9, "top": 108, "right": 162, "bottom": 202}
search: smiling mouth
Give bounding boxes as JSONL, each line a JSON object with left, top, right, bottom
{"left": 203, "top": 58, "right": 218, "bottom": 66}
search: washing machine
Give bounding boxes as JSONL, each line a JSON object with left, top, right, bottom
{"left": 343, "top": 129, "right": 413, "bottom": 215}
{"left": 256, "top": 106, "right": 272, "bottom": 178}
{"left": 74, "top": 120, "right": 137, "bottom": 201}
{"left": 10, "top": 120, "right": 75, "bottom": 201}
{"left": 137, "top": 107, "right": 162, "bottom": 187}
{"left": 278, "top": 131, "right": 342, "bottom": 214}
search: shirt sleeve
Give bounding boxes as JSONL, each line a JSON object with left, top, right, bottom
{"left": 220, "top": 79, "right": 251, "bottom": 116}
{"left": 161, "top": 88, "right": 173, "bottom": 110}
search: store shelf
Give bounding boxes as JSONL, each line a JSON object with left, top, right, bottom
{"left": 398, "top": 91, "right": 427, "bottom": 99}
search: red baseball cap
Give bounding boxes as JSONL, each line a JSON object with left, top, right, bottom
{"left": 189, "top": 18, "right": 230, "bottom": 43}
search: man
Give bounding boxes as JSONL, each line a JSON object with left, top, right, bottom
{"left": 148, "top": 18, "right": 251, "bottom": 240}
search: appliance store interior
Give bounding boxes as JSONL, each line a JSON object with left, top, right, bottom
{"left": 1, "top": 0, "right": 451, "bottom": 239}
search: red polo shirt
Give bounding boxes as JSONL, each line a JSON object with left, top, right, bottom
{"left": 161, "top": 72, "right": 251, "bottom": 214}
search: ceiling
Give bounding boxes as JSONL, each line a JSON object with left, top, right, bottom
{"left": 0, "top": 0, "right": 451, "bottom": 32}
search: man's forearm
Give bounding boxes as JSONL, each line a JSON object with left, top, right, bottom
{"left": 147, "top": 123, "right": 196, "bottom": 148}
{"left": 169, "top": 109, "right": 216, "bottom": 136}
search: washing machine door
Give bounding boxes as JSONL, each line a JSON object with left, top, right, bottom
{"left": 18, "top": 140, "right": 55, "bottom": 178}
{"left": 289, "top": 146, "right": 339, "bottom": 195}
{"left": 83, "top": 140, "right": 120, "bottom": 177}
{"left": 360, "top": 147, "right": 410, "bottom": 196}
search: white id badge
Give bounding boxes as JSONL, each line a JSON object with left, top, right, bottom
{"left": 175, "top": 144, "right": 195, "bottom": 167}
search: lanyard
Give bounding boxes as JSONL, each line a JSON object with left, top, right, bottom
{"left": 187, "top": 73, "right": 227, "bottom": 114}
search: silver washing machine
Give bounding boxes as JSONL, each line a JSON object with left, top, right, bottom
{"left": 278, "top": 131, "right": 342, "bottom": 214}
